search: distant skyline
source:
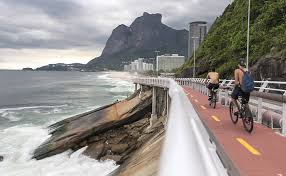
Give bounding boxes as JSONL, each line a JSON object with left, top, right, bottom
{"left": 0, "top": 0, "right": 232, "bottom": 69}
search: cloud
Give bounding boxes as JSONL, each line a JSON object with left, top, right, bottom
{"left": 0, "top": 48, "right": 99, "bottom": 69}
{"left": 0, "top": 0, "right": 232, "bottom": 68}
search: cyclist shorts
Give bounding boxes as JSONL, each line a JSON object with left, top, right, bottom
{"left": 207, "top": 83, "right": 219, "bottom": 90}
{"left": 231, "top": 86, "right": 250, "bottom": 102}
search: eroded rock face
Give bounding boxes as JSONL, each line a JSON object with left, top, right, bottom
{"left": 252, "top": 50, "right": 286, "bottom": 81}
{"left": 110, "top": 127, "right": 165, "bottom": 176}
{"left": 33, "top": 86, "right": 168, "bottom": 175}
{"left": 81, "top": 116, "right": 165, "bottom": 165}
{"left": 33, "top": 89, "right": 152, "bottom": 160}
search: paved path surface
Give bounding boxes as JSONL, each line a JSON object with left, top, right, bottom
{"left": 183, "top": 86, "right": 286, "bottom": 176}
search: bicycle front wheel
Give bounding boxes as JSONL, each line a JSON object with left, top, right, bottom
{"left": 242, "top": 107, "right": 254, "bottom": 133}
{"left": 229, "top": 102, "right": 238, "bottom": 124}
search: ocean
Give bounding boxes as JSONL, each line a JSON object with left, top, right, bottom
{"left": 0, "top": 70, "right": 134, "bottom": 176}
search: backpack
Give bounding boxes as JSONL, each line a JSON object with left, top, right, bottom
{"left": 240, "top": 69, "right": 255, "bottom": 93}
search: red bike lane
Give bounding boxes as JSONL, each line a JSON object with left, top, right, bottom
{"left": 183, "top": 86, "right": 286, "bottom": 176}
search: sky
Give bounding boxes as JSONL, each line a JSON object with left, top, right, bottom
{"left": 0, "top": 0, "right": 232, "bottom": 69}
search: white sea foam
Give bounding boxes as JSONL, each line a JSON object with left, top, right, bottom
{"left": 0, "top": 104, "right": 68, "bottom": 113}
{"left": 0, "top": 125, "right": 118, "bottom": 176}
{"left": 1, "top": 111, "right": 20, "bottom": 121}
{"left": 0, "top": 105, "right": 69, "bottom": 122}
{"left": 109, "top": 80, "right": 133, "bottom": 93}
{"left": 97, "top": 73, "right": 111, "bottom": 79}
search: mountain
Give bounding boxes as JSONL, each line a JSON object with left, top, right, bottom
{"left": 177, "top": 0, "right": 286, "bottom": 80}
{"left": 86, "top": 12, "right": 188, "bottom": 71}
{"left": 36, "top": 63, "right": 85, "bottom": 71}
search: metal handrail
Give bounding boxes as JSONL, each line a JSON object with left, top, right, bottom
{"left": 133, "top": 78, "right": 227, "bottom": 176}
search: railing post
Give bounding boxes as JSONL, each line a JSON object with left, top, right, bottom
{"left": 257, "top": 98, "right": 263, "bottom": 123}
{"left": 134, "top": 83, "right": 138, "bottom": 92}
{"left": 219, "top": 80, "right": 227, "bottom": 103}
{"left": 257, "top": 82, "right": 268, "bottom": 123}
{"left": 282, "top": 92, "right": 286, "bottom": 135}
{"left": 139, "top": 85, "right": 143, "bottom": 99}
{"left": 149, "top": 86, "right": 157, "bottom": 129}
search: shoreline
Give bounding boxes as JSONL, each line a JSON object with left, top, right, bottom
{"left": 0, "top": 71, "right": 137, "bottom": 176}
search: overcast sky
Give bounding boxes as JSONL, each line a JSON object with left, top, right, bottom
{"left": 0, "top": 0, "right": 232, "bottom": 69}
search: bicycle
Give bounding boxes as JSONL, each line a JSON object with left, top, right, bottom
{"left": 229, "top": 96, "right": 254, "bottom": 133}
{"left": 209, "top": 87, "right": 219, "bottom": 109}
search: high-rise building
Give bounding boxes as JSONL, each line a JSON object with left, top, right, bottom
{"left": 188, "top": 21, "right": 207, "bottom": 59}
{"left": 156, "top": 54, "right": 185, "bottom": 72}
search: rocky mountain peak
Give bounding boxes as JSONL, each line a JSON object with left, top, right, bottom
{"left": 130, "top": 12, "right": 162, "bottom": 28}
{"left": 86, "top": 12, "right": 188, "bottom": 70}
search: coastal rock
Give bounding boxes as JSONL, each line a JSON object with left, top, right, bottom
{"left": 33, "top": 86, "right": 168, "bottom": 175}
{"left": 101, "top": 155, "right": 122, "bottom": 162}
{"left": 81, "top": 115, "right": 154, "bottom": 164}
{"left": 107, "top": 135, "right": 128, "bottom": 144}
{"left": 110, "top": 129, "right": 165, "bottom": 176}
{"left": 33, "top": 88, "right": 152, "bottom": 160}
{"left": 83, "top": 143, "right": 105, "bottom": 159}
{"left": 110, "top": 144, "right": 129, "bottom": 153}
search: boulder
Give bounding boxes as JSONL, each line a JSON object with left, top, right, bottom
{"left": 107, "top": 135, "right": 128, "bottom": 144}
{"left": 111, "top": 144, "right": 129, "bottom": 153}
{"left": 83, "top": 143, "right": 105, "bottom": 159}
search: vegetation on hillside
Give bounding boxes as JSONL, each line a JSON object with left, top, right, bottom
{"left": 177, "top": 0, "right": 286, "bottom": 78}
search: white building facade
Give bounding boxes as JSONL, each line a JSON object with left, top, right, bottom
{"left": 124, "top": 58, "right": 153, "bottom": 72}
{"left": 156, "top": 54, "right": 185, "bottom": 72}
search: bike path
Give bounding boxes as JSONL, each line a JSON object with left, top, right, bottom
{"left": 183, "top": 86, "right": 286, "bottom": 176}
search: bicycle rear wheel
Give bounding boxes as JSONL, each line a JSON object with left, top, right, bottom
{"left": 242, "top": 107, "right": 253, "bottom": 133}
{"left": 211, "top": 94, "right": 216, "bottom": 109}
{"left": 229, "top": 102, "right": 238, "bottom": 124}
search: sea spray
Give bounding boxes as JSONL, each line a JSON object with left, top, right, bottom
{"left": 0, "top": 125, "right": 118, "bottom": 176}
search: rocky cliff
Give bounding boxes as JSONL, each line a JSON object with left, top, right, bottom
{"left": 252, "top": 48, "right": 286, "bottom": 81}
{"left": 86, "top": 12, "right": 188, "bottom": 71}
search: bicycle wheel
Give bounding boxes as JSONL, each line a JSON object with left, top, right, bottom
{"left": 211, "top": 94, "right": 216, "bottom": 109}
{"left": 229, "top": 102, "right": 238, "bottom": 124}
{"left": 242, "top": 106, "right": 253, "bottom": 133}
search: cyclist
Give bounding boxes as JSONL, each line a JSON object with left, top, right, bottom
{"left": 205, "top": 68, "right": 219, "bottom": 100}
{"left": 231, "top": 58, "right": 250, "bottom": 115}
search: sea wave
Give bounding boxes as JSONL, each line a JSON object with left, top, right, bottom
{"left": 97, "top": 73, "right": 111, "bottom": 79}
{"left": 1, "top": 111, "right": 20, "bottom": 121}
{"left": 0, "top": 104, "right": 68, "bottom": 113}
{"left": 0, "top": 125, "right": 118, "bottom": 176}
{"left": 0, "top": 104, "right": 69, "bottom": 122}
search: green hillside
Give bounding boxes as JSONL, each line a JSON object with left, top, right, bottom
{"left": 177, "top": 0, "right": 286, "bottom": 78}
